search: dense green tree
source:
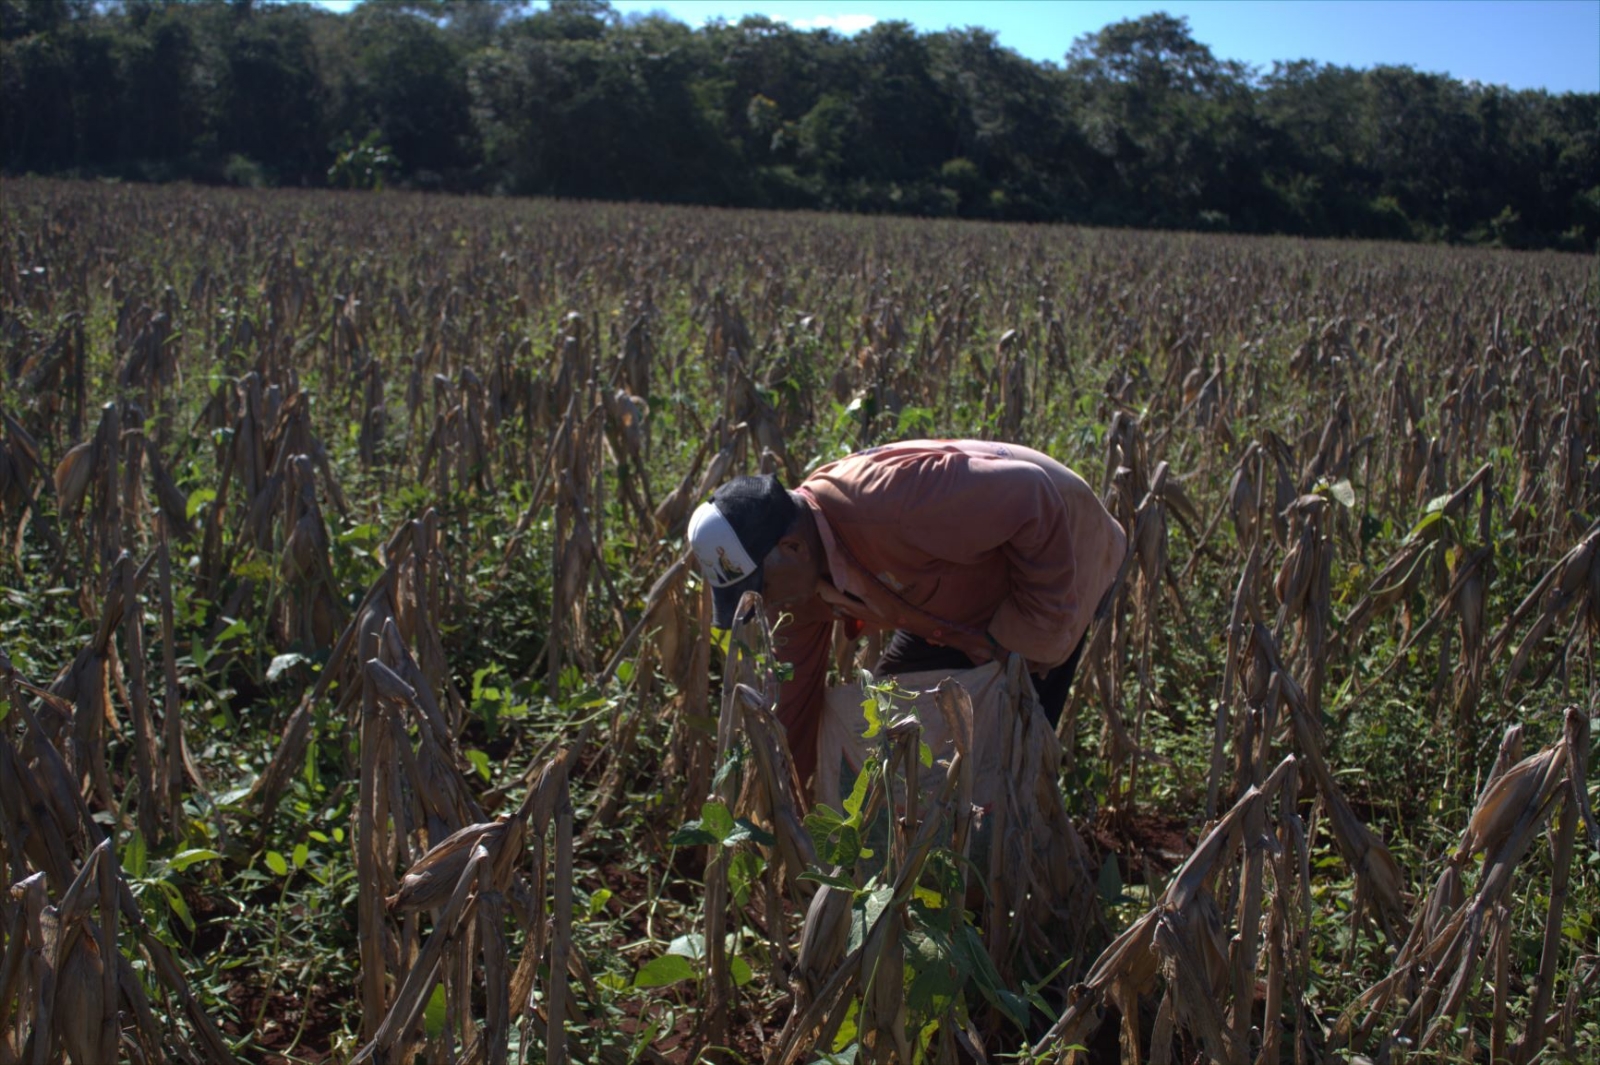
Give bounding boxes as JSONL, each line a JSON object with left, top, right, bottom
{"left": 218, "top": 4, "right": 327, "bottom": 183}
{"left": 346, "top": 3, "right": 476, "bottom": 180}
{"left": 1, "top": 3, "right": 1594, "bottom": 249}
{"left": 115, "top": 5, "right": 204, "bottom": 173}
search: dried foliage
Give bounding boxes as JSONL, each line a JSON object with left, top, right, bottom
{"left": 0, "top": 178, "right": 1597, "bottom": 1063}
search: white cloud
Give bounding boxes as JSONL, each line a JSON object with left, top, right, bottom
{"left": 781, "top": 13, "right": 880, "bottom": 34}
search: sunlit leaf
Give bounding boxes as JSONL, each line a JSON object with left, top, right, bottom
{"left": 633, "top": 953, "right": 696, "bottom": 989}
{"left": 158, "top": 880, "right": 195, "bottom": 932}
{"left": 423, "top": 983, "right": 448, "bottom": 1039}
{"left": 730, "top": 955, "right": 753, "bottom": 986}
{"left": 185, "top": 488, "right": 216, "bottom": 520}
{"left": 666, "top": 933, "right": 705, "bottom": 960}
{"left": 168, "top": 848, "right": 223, "bottom": 873}
{"left": 699, "top": 801, "right": 734, "bottom": 843}
{"left": 266, "top": 653, "right": 308, "bottom": 683}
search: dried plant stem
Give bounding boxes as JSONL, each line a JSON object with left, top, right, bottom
{"left": 1511, "top": 789, "right": 1576, "bottom": 1065}
{"left": 357, "top": 676, "right": 386, "bottom": 1043}
{"left": 547, "top": 784, "right": 575, "bottom": 1065}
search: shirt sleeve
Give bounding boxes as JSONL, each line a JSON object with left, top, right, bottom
{"left": 895, "top": 455, "right": 1079, "bottom": 664}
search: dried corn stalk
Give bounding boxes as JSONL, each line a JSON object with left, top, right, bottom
{"left": 1340, "top": 463, "right": 1494, "bottom": 715}
{"left": 1275, "top": 493, "right": 1333, "bottom": 716}
{"left": 0, "top": 668, "right": 238, "bottom": 1065}
{"left": 0, "top": 410, "right": 45, "bottom": 562}
{"left": 352, "top": 647, "right": 498, "bottom": 1056}
{"left": 778, "top": 650, "right": 1099, "bottom": 1063}
{"left": 1335, "top": 709, "right": 1598, "bottom": 1063}
{"left": 1031, "top": 754, "right": 1305, "bottom": 1063}
{"left": 252, "top": 510, "right": 465, "bottom": 831}
{"left": 769, "top": 706, "right": 969, "bottom": 1065}
{"left": 1492, "top": 520, "right": 1600, "bottom": 697}
{"left": 1251, "top": 624, "right": 1409, "bottom": 941}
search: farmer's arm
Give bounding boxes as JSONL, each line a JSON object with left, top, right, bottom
{"left": 898, "top": 456, "right": 1079, "bottom": 664}
{"left": 769, "top": 597, "right": 834, "bottom": 786}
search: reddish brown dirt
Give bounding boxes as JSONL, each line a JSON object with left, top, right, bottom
{"left": 1089, "top": 808, "right": 1198, "bottom": 885}
{"left": 224, "top": 979, "right": 342, "bottom": 1064}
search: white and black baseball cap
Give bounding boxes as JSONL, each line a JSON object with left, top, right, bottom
{"left": 687, "top": 473, "right": 797, "bottom": 628}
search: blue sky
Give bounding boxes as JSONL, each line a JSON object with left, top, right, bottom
{"left": 305, "top": 1, "right": 1600, "bottom": 94}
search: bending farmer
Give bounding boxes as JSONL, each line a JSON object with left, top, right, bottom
{"left": 687, "top": 439, "right": 1126, "bottom": 787}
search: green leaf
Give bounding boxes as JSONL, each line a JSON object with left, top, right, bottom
{"left": 633, "top": 953, "right": 696, "bottom": 989}
{"left": 711, "top": 746, "right": 745, "bottom": 791}
{"left": 861, "top": 695, "right": 882, "bottom": 739}
{"left": 1097, "top": 854, "right": 1124, "bottom": 904}
{"left": 804, "top": 790, "right": 873, "bottom": 867}
{"left": 124, "top": 830, "right": 149, "bottom": 879}
{"left": 805, "top": 802, "right": 844, "bottom": 834}
{"left": 185, "top": 488, "right": 216, "bottom": 521}
{"left": 423, "top": 983, "right": 448, "bottom": 1039}
{"left": 726, "top": 817, "right": 775, "bottom": 847}
{"left": 666, "top": 933, "right": 705, "bottom": 960}
{"left": 213, "top": 617, "right": 250, "bottom": 644}
{"left": 828, "top": 1000, "right": 861, "bottom": 1057}
{"left": 700, "top": 801, "right": 735, "bottom": 843}
{"left": 338, "top": 523, "right": 382, "bottom": 543}
{"left": 167, "top": 848, "right": 223, "bottom": 873}
{"left": 1326, "top": 478, "right": 1356, "bottom": 508}
{"left": 230, "top": 559, "right": 273, "bottom": 583}
{"left": 841, "top": 762, "right": 872, "bottom": 821}
{"left": 465, "top": 749, "right": 491, "bottom": 782}
{"left": 904, "top": 927, "right": 963, "bottom": 1014}
{"left": 668, "top": 822, "right": 720, "bottom": 848}
{"left": 958, "top": 925, "right": 1031, "bottom": 1029}
{"left": 264, "top": 850, "right": 289, "bottom": 877}
{"left": 266, "top": 653, "right": 309, "bottom": 683}
{"left": 630, "top": 1017, "right": 664, "bottom": 1057}
{"left": 847, "top": 885, "right": 894, "bottom": 954}
{"left": 586, "top": 888, "right": 613, "bottom": 919}
{"left": 1405, "top": 510, "right": 1443, "bottom": 541}
{"left": 214, "top": 785, "right": 253, "bottom": 808}
{"left": 728, "top": 851, "right": 765, "bottom": 905}
{"left": 730, "top": 955, "right": 753, "bottom": 987}
{"left": 158, "top": 880, "right": 195, "bottom": 931}
{"left": 292, "top": 842, "right": 309, "bottom": 870}
{"left": 798, "top": 869, "right": 859, "bottom": 891}
{"left": 918, "top": 740, "right": 933, "bottom": 768}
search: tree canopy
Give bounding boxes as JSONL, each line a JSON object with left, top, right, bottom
{"left": 3, "top": 0, "right": 1595, "bottom": 249}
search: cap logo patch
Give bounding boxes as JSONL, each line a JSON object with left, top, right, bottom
{"left": 715, "top": 546, "right": 745, "bottom": 582}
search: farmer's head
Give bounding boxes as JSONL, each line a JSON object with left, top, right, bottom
{"left": 688, "top": 473, "right": 819, "bottom": 628}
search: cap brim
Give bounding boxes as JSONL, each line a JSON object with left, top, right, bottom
{"left": 711, "top": 570, "right": 763, "bottom": 629}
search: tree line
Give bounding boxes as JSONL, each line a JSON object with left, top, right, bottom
{"left": 3, "top": 0, "right": 1596, "bottom": 249}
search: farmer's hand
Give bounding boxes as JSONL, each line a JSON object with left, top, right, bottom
{"left": 943, "top": 628, "right": 1005, "bottom": 666}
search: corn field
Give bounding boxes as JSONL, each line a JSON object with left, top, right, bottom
{"left": 1, "top": 176, "right": 1597, "bottom": 1064}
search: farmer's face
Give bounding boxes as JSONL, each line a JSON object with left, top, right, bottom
{"left": 759, "top": 533, "right": 819, "bottom": 616}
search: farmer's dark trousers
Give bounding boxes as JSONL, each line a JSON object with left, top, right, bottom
{"left": 874, "top": 630, "right": 1085, "bottom": 728}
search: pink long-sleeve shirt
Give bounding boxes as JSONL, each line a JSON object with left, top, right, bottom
{"left": 770, "top": 440, "right": 1126, "bottom": 782}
